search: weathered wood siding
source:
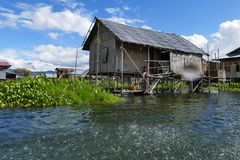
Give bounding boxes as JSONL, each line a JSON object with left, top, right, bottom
{"left": 222, "top": 59, "right": 240, "bottom": 78}
{"left": 115, "top": 42, "right": 148, "bottom": 74}
{"left": 170, "top": 52, "right": 203, "bottom": 75}
{"left": 89, "top": 23, "right": 116, "bottom": 74}
{"left": 88, "top": 24, "right": 204, "bottom": 76}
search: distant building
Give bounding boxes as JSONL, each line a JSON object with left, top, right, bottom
{"left": 67, "top": 69, "right": 90, "bottom": 78}
{"left": 6, "top": 69, "right": 18, "bottom": 79}
{"left": 0, "top": 62, "right": 11, "bottom": 80}
{"left": 32, "top": 71, "right": 57, "bottom": 78}
{"left": 218, "top": 47, "right": 240, "bottom": 81}
{"left": 55, "top": 68, "right": 74, "bottom": 78}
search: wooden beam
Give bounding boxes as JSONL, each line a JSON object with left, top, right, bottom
{"left": 121, "top": 42, "right": 124, "bottom": 96}
{"left": 96, "top": 21, "right": 99, "bottom": 85}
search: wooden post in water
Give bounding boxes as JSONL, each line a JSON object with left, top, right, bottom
{"left": 96, "top": 21, "right": 100, "bottom": 85}
{"left": 207, "top": 45, "right": 211, "bottom": 93}
{"left": 218, "top": 49, "right": 220, "bottom": 93}
{"left": 121, "top": 42, "right": 124, "bottom": 96}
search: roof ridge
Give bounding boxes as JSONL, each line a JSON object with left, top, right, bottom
{"left": 98, "top": 18, "right": 176, "bottom": 35}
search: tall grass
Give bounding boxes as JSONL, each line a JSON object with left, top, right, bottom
{"left": 0, "top": 78, "right": 121, "bottom": 108}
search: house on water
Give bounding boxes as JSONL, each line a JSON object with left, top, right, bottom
{"left": 82, "top": 18, "right": 208, "bottom": 92}
{"left": 218, "top": 47, "right": 240, "bottom": 81}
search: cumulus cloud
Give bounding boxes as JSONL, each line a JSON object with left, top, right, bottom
{"left": 0, "top": 5, "right": 92, "bottom": 36}
{"left": 182, "top": 34, "right": 208, "bottom": 49}
{"left": 0, "top": 45, "right": 89, "bottom": 71}
{"left": 209, "top": 19, "right": 240, "bottom": 56}
{"left": 183, "top": 19, "right": 240, "bottom": 57}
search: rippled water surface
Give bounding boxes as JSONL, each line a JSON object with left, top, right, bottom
{"left": 0, "top": 92, "right": 240, "bottom": 160}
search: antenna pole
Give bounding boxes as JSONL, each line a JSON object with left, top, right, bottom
{"left": 75, "top": 49, "right": 78, "bottom": 76}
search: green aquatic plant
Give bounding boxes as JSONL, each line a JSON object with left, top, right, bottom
{"left": 204, "top": 82, "right": 240, "bottom": 92}
{"left": 0, "top": 78, "right": 121, "bottom": 108}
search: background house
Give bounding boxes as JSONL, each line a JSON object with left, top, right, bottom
{"left": 0, "top": 61, "right": 12, "bottom": 80}
{"left": 218, "top": 47, "right": 240, "bottom": 81}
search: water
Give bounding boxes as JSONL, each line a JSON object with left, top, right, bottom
{"left": 0, "top": 92, "right": 240, "bottom": 160}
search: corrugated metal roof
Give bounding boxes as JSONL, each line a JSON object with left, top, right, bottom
{"left": 226, "top": 47, "right": 240, "bottom": 57}
{"left": 0, "top": 62, "right": 11, "bottom": 67}
{"left": 98, "top": 19, "right": 206, "bottom": 55}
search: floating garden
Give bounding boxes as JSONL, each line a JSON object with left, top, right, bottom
{"left": 0, "top": 78, "right": 121, "bottom": 108}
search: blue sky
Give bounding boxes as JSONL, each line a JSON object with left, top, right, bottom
{"left": 0, "top": 0, "right": 240, "bottom": 71}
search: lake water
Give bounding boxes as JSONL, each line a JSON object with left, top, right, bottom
{"left": 0, "top": 92, "right": 240, "bottom": 160}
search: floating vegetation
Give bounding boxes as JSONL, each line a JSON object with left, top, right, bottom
{"left": 0, "top": 78, "right": 121, "bottom": 108}
{"left": 205, "top": 82, "right": 240, "bottom": 92}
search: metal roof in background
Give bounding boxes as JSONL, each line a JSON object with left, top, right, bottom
{"left": 0, "top": 62, "right": 11, "bottom": 67}
{"left": 98, "top": 18, "right": 206, "bottom": 55}
{"left": 226, "top": 47, "right": 240, "bottom": 57}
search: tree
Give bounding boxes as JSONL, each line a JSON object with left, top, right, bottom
{"left": 15, "top": 68, "right": 32, "bottom": 77}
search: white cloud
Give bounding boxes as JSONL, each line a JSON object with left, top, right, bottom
{"left": 0, "top": 7, "right": 14, "bottom": 13}
{"left": 105, "top": 7, "right": 121, "bottom": 15}
{"left": 123, "top": 6, "right": 130, "bottom": 11}
{"left": 105, "top": 6, "right": 143, "bottom": 25}
{"left": 182, "top": 34, "right": 208, "bottom": 49}
{"left": 183, "top": 19, "right": 240, "bottom": 57}
{"left": 107, "top": 17, "right": 143, "bottom": 25}
{"left": 34, "top": 44, "right": 88, "bottom": 66}
{"left": 60, "top": 0, "right": 85, "bottom": 8}
{"left": 48, "top": 32, "right": 60, "bottom": 39}
{"left": 0, "top": 45, "right": 89, "bottom": 71}
{"left": 141, "top": 25, "right": 152, "bottom": 30}
{"left": 0, "top": 5, "right": 92, "bottom": 36}
{"left": 209, "top": 19, "right": 240, "bottom": 56}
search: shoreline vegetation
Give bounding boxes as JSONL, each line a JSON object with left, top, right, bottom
{"left": 0, "top": 78, "right": 122, "bottom": 108}
{"left": 204, "top": 82, "right": 240, "bottom": 92}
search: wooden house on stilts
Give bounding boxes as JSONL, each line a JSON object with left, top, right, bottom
{"left": 82, "top": 17, "right": 208, "bottom": 94}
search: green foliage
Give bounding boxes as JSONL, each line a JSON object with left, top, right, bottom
{"left": 204, "top": 82, "right": 240, "bottom": 92}
{"left": 14, "top": 68, "right": 32, "bottom": 77}
{"left": 0, "top": 78, "right": 121, "bottom": 108}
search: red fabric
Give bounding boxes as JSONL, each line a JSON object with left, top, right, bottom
{"left": 0, "top": 62, "right": 11, "bottom": 67}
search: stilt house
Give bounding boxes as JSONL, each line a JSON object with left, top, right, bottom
{"left": 82, "top": 18, "right": 207, "bottom": 79}
{"left": 218, "top": 47, "right": 240, "bottom": 80}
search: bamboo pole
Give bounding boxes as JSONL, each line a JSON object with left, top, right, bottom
{"left": 147, "top": 47, "right": 150, "bottom": 91}
{"left": 96, "top": 22, "right": 100, "bottom": 85}
{"left": 218, "top": 49, "right": 220, "bottom": 93}
{"left": 74, "top": 49, "right": 78, "bottom": 76}
{"left": 207, "top": 45, "right": 211, "bottom": 93}
{"left": 121, "top": 42, "right": 124, "bottom": 96}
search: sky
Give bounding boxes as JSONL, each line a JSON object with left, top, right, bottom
{"left": 0, "top": 0, "right": 240, "bottom": 71}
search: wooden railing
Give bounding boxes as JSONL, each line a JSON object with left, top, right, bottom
{"left": 145, "top": 60, "right": 170, "bottom": 74}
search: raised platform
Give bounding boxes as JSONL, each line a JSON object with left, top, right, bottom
{"left": 113, "top": 90, "right": 144, "bottom": 95}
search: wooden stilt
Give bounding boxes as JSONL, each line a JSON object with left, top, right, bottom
{"left": 121, "top": 42, "right": 124, "bottom": 96}
{"left": 96, "top": 22, "right": 100, "bottom": 85}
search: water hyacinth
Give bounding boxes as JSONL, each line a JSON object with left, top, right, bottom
{"left": 0, "top": 77, "right": 121, "bottom": 108}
